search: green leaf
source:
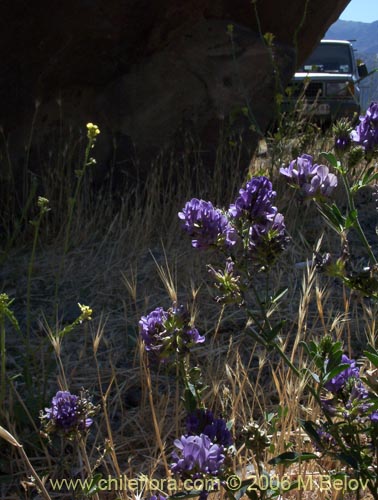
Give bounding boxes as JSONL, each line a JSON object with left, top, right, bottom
{"left": 300, "top": 340, "right": 318, "bottom": 358}
{"left": 364, "top": 344, "right": 378, "bottom": 367}
{"left": 320, "top": 151, "right": 344, "bottom": 172}
{"left": 345, "top": 209, "right": 358, "bottom": 229}
{"left": 320, "top": 152, "right": 338, "bottom": 168}
{"left": 300, "top": 420, "right": 322, "bottom": 447}
{"left": 271, "top": 287, "right": 288, "bottom": 304}
{"left": 302, "top": 368, "right": 320, "bottom": 384}
{"left": 317, "top": 203, "right": 346, "bottom": 233}
{"left": 279, "top": 480, "right": 300, "bottom": 494}
{"left": 183, "top": 387, "right": 197, "bottom": 412}
{"left": 0, "top": 295, "right": 21, "bottom": 335}
{"left": 365, "top": 351, "right": 378, "bottom": 366}
{"left": 4, "top": 308, "right": 21, "bottom": 335}
{"left": 277, "top": 406, "right": 288, "bottom": 418}
{"left": 81, "top": 473, "right": 103, "bottom": 495}
{"left": 330, "top": 341, "right": 344, "bottom": 356}
{"left": 361, "top": 167, "right": 378, "bottom": 187}
{"left": 268, "top": 451, "right": 318, "bottom": 465}
{"left": 265, "top": 320, "right": 286, "bottom": 342}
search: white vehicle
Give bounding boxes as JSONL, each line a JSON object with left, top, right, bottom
{"left": 285, "top": 39, "right": 368, "bottom": 121}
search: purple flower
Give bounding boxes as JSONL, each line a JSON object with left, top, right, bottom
{"left": 370, "top": 411, "right": 378, "bottom": 422}
{"left": 179, "top": 199, "right": 236, "bottom": 249}
{"left": 248, "top": 212, "right": 289, "bottom": 267}
{"left": 312, "top": 424, "right": 337, "bottom": 451}
{"left": 185, "top": 327, "right": 205, "bottom": 345}
{"left": 228, "top": 176, "right": 289, "bottom": 267}
{"left": 42, "top": 390, "right": 94, "bottom": 435}
{"left": 280, "top": 154, "right": 318, "bottom": 186}
{"left": 281, "top": 155, "right": 337, "bottom": 198}
{"left": 225, "top": 257, "right": 234, "bottom": 275}
{"left": 139, "top": 307, "right": 169, "bottom": 355}
{"left": 333, "top": 118, "right": 353, "bottom": 153}
{"left": 186, "top": 409, "right": 233, "bottom": 447}
{"left": 322, "top": 374, "right": 374, "bottom": 421}
{"left": 171, "top": 434, "right": 225, "bottom": 477}
{"left": 139, "top": 305, "right": 204, "bottom": 362}
{"left": 320, "top": 397, "right": 337, "bottom": 416}
{"left": 186, "top": 409, "right": 215, "bottom": 433}
{"left": 324, "top": 355, "right": 360, "bottom": 393}
{"left": 366, "top": 101, "right": 378, "bottom": 124}
{"left": 351, "top": 102, "right": 378, "bottom": 151}
{"left": 229, "top": 176, "right": 277, "bottom": 222}
{"left": 303, "top": 165, "right": 338, "bottom": 197}
{"left": 345, "top": 379, "right": 370, "bottom": 414}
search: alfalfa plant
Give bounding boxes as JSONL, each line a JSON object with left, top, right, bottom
{"left": 135, "top": 103, "right": 378, "bottom": 499}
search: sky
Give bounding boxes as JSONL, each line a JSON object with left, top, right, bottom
{"left": 340, "top": 0, "right": 378, "bottom": 23}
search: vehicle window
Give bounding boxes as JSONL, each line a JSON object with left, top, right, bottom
{"left": 298, "top": 44, "right": 352, "bottom": 74}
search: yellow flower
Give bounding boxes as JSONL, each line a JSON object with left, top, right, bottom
{"left": 78, "top": 303, "right": 93, "bottom": 321}
{"left": 86, "top": 123, "right": 100, "bottom": 140}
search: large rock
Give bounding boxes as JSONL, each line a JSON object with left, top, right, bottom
{"left": 0, "top": 0, "right": 350, "bottom": 176}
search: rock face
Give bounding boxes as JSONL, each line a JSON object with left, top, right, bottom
{"left": 0, "top": 0, "right": 350, "bottom": 175}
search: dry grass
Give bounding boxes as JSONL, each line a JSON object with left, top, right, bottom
{"left": 0, "top": 122, "right": 377, "bottom": 500}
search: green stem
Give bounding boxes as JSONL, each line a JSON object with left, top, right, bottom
{"left": 26, "top": 216, "right": 42, "bottom": 348}
{"left": 54, "top": 135, "right": 95, "bottom": 312}
{"left": 248, "top": 274, "right": 316, "bottom": 401}
{"left": 63, "top": 137, "right": 94, "bottom": 255}
{"left": 246, "top": 304, "right": 327, "bottom": 413}
{"left": 179, "top": 356, "right": 203, "bottom": 410}
{"left": 272, "top": 341, "right": 338, "bottom": 426}
{"left": 341, "top": 172, "right": 377, "bottom": 264}
{"left": 249, "top": 279, "right": 272, "bottom": 331}
{"left": 79, "top": 438, "right": 100, "bottom": 500}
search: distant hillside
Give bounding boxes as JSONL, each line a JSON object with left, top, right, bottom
{"left": 326, "top": 19, "right": 378, "bottom": 53}
{"left": 325, "top": 20, "right": 378, "bottom": 110}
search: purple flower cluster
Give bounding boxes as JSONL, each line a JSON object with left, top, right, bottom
{"left": 229, "top": 176, "right": 277, "bottom": 222}
{"left": 229, "top": 176, "right": 288, "bottom": 267}
{"left": 322, "top": 355, "right": 377, "bottom": 422}
{"left": 139, "top": 307, "right": 169, "bottom": 354}
{"left": 42, "top": 390, "right": 94, "bottom": 436}
{"left": 178, "top": 199, "right": 236, "bottom": 249}
{"left": 171, "top": 434, "right": 225, "bottom": 477}
{"left": 351, "top": 101, "right": 378, "bottom": 152}
{"left": 186, "top": 409, "right": 233, "bottom": 447}
{"left": 179, "top": 176, "right": 288, "bottom": 268}
{"left": 228, "top": 176, "right": 288, "bottom": 267}
{"left": 139, "top": 305, "right": 204, "bottom": 363}
{"left": 324, "top": 355, "right": 360, "bottom": 393}
{"left": 280, "top": 154, "right": 337, "bottom": 198}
